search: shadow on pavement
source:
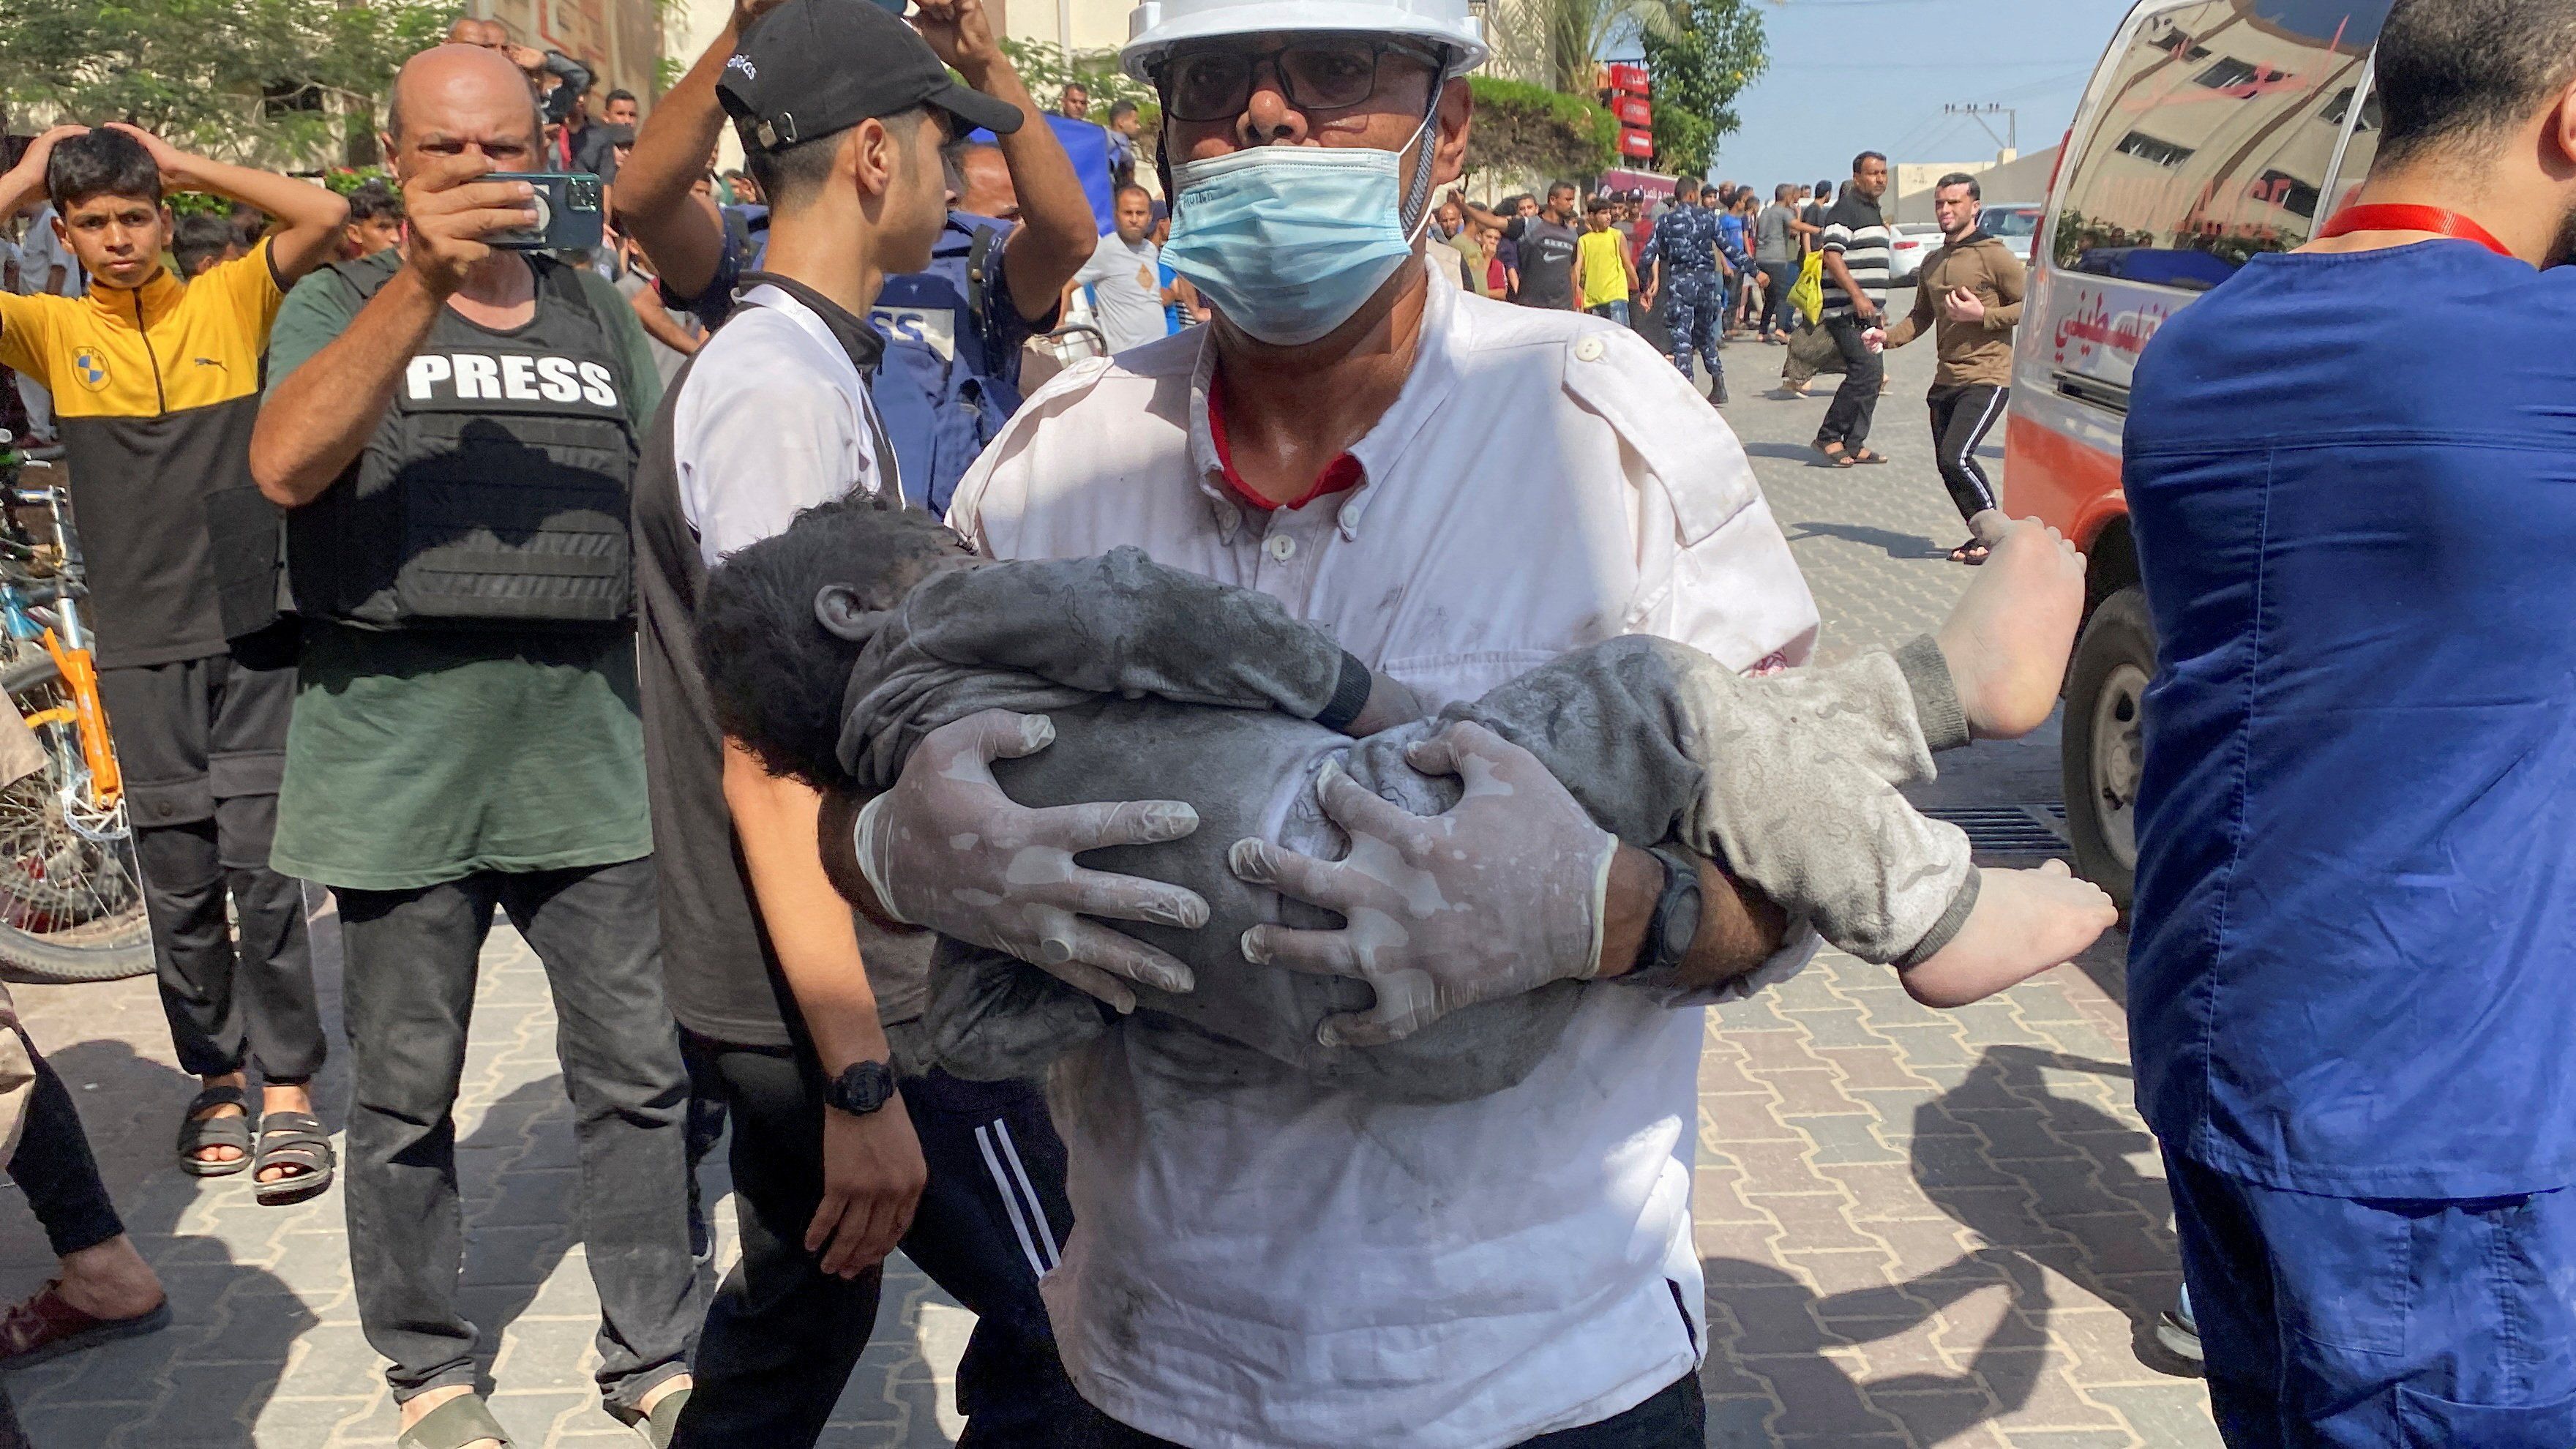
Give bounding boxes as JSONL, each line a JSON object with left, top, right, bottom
{"left": 6, "top": 1038, "right": 312, "bottom": 1448}
{"left": 1783, "top": 520, "right": 1947, "bottom": 560}
{"left": 1700, "top": 1249, "right": 2046, "bottom": 1445}
{"left": 1701, "top": 1043, "right": 2191, "bottom": 1442}
{"left": 1914, "top": 1045, "right": 2193, "bottom": 1380}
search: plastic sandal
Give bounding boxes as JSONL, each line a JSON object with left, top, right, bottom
{"left": 252, "top": 1111, "right": 337, "bottom": 1207}
{"left": 635, "top": 1385, "right": 689, "bottom": 1448}
{"left": 396, "top": 1394, "right": 512, "bottom": 1449}
{"left": 176, "top": 1086, "right": 252, "bottom": 1177}
{"left": 0, "top": 1283, "right": 170, "bottom": 1369}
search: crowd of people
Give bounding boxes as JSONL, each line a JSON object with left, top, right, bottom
{"left": 0, "top": 0, "right": 2559, "bottom": 1445}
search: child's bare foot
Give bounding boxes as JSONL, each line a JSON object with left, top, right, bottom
{"left": 1899, "top": 860, "right": 2116, "bottom": 1008}
{"left": 1936, "top": 517, "right": 2086, "bottom": 738}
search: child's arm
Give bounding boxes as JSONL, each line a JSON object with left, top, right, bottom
{"left": 896, "top": 548, "right": 1394, "bottom": 732}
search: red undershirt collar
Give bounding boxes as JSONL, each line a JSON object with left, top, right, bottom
{"left": 1205, "top": 381, "right": 1365, "bottom": 514}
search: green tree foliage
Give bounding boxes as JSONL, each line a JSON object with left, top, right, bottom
{"left": 1464, "top": 75, "right": 1617, "bottom": 184}
{"left": 1637, "top": 0, "right": 1767, "bottom": 178}
{"left": 996, "top": 38, "right": 1158, "bottom": 121}
{"left": 0, "top": 0, "right": 451, "bottom": 162}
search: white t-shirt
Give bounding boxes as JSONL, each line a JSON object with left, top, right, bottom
{"left": 668, "top": 282, "right": 888, "bottom": 568}
{"left": 946, "top": 261, "right": 1821, "bottom": 1448}
{"left": 1071, "top": 231, "right": 1169, "bottom": 354}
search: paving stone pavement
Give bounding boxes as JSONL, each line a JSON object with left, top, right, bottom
{"left": 0, "top": 293, "right": 2217, "bottom": 1447}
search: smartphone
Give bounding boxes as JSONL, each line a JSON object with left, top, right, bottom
{"left": 482, "top": 172, "right": 605, "bottom": 252}
{"left": 1, "top": 137, "right": 31, "bottom": 174}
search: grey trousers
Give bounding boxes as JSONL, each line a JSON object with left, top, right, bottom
{"left": 337, "top": 858, "right": 696, "bottom": 1412}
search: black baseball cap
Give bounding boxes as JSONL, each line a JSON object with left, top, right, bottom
{"left": 719, "top": 0, "right": 1022, "bottom": 154}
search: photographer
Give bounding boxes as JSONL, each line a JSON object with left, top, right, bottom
{"left": 247, "top": 44, "right": 695, "bottom": 1449}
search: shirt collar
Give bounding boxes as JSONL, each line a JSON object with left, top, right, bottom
{"left": 738, "top": 271, "right": 886, "bottom": 377}
{"left": 1185, "top": 256, "right": 1464, "bottom": 543}
{"left": 86, "top": 263, "right": 180, "bottom": 321}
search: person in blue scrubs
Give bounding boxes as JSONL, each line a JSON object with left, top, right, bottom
{"left": 2124, "top": 3, "right": 2576, "bottom": 1442}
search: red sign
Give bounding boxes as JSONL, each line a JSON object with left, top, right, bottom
{"left": 1611, "top": 95, "right": 1652, "bottom": 128}
{"left": 1617, "top": 127, "right": 1654, "bottom": 160}
{"left": 1606, "top": 63, "right": 1650, "bottom": 96}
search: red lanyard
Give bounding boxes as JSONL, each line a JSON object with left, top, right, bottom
{"left": 2316, "top": 204, "right": 2512, "bottom": 257}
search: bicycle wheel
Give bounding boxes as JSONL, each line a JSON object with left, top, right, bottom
{"left": 0, "top": 647, "right": 153, "bottom": 984}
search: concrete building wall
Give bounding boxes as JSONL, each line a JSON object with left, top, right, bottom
{"left": 1892, "top": 146, "right": 2059, "bottom": 221}
{"left": 468, "top": 0, "right": 663, "bottom": 112}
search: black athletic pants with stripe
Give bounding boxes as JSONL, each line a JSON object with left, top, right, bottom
{"left": 1926, "top": 382, "right": 2008, "bottom": 530}
{"left": 675, "top": 1038, "right": 1082, "bottom": 1446}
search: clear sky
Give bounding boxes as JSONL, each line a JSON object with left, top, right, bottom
{"left": 1609, "top": 0, "right": 2146, "bottom": 192}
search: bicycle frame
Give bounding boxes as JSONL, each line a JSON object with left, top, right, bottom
{"left": 0, "top": 467, "right": 119, "bottom": 813}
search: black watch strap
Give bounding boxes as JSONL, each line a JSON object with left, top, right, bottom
{"left": 825, "top": 1060, "right": 897, "bottom": 1116}
{"left": 1625, "top": 847, "right": 1705, "bottom": 989}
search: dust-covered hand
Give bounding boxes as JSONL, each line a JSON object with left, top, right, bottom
{"left": 1229, "top": 721, "right": 1620, "bottom": 1046}
{"left": 851, "top": 709, "right": 1210, "bottom": 1012}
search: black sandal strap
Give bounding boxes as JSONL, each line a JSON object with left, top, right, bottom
{"left": 176, "top": 1087, "right": 255, "bottom": 1174}
{"left": 253, "top": 1111, "right": 337, "bottom": 1205}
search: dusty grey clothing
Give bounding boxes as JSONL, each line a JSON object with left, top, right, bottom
{"left": 842, "top": 548, "right": 1974, "bottom": 1104}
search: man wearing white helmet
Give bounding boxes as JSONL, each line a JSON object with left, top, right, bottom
{"left": 848, "top": 0, "right": 1821, "bottom": 1442}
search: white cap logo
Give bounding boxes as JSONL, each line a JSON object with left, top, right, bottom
{"left": 725, "top": 53, "right": 757, "bottom": 79}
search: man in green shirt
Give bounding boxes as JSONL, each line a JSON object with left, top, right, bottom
{"left": 247, "top": 43, "right": 694, "bottom": 1449}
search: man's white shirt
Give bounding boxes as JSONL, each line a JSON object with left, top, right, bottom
{"left": 669, "top": 282, "right": 886, "bottom": 564}
{"left": 946, "top": 261, "right": 1821, "bottom": 1448}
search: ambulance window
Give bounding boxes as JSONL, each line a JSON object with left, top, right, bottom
{"left": 2053, "top": 1, "right": 2375, "bottom": 288}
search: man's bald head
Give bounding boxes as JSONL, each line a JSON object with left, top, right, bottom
{"left": 384, "top": 44, "right": 544, "bottom": 171}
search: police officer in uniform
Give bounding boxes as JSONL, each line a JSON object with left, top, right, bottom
{"left": 1639, "top": 176, "right": 1733, "bottom": 405}
{"left": 616, "top": 0, "right": 1096, "bottom": 517}
{"left": 247, "top": 43, "right": 697, "bottom": 1449}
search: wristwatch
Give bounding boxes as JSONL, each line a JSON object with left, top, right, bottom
{"left": 823, "top": 1060, "right": 897, "bottom": 1117}
{"left": 1630, "top": 847, "right": 1705, "bottom": 986}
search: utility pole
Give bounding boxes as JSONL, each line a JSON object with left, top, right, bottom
{"left": 1945, "top": 103, "right": 2019, "bottom": 159}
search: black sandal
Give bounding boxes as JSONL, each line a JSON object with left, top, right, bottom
{"left": 1815, "top": 442, "right": 1855, "bottom": 468}
{"left": 1848, "top": 448, "right": 1891, "bottom": 465}
{"left": 1947, "top": 539, "right": 1993, "bottom": 566}
{"left": 252, "top": 1111, "right": 336, "bottom": 1206}
{"left": 176, "top": 1086, "right": 252, "bottom": 1177}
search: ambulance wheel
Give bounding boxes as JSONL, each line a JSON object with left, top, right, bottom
{"left": 2061, "top": 585, "right": 2154, "bottom": 917}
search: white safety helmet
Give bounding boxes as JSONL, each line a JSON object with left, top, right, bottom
{"left": 1120, "top": 0, "right": 1491, "bottom": 83}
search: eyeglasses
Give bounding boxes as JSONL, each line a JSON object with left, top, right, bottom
{"left": 1154, "top": 39, "right": 1444, "bottom": 123}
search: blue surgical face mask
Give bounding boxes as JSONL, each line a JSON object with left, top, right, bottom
{"left": 1161, "top": 128, "right": 1434, "bottom": 347}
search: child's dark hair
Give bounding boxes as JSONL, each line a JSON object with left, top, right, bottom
{"left": 697, "top": 494, "right": 973, "bottom": 790}
{"left": 46, "top": 128, "right": 160, "bottom": 213}
{"left": 345, "top": 179, "right": 404, "bottom": 225}
{"left": 171, "top": 212, "right": 238, "bottom": 277}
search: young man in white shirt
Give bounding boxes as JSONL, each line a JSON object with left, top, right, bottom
{"left": 625, "top": 0, "right": 1088, "bottom": 1440}
{"left": 1069, "top": 184, "right": 1169, "bottom": 353}
{"left": 842, "top": 0, "right": 1824, "bottom": 1441}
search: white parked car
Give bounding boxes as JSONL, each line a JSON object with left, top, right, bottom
{"left": 1887, "top": 222, "right": 1943, "bottom": 282}
{"left": 1983, "top": 203, "right": 2045, "bottom": 266}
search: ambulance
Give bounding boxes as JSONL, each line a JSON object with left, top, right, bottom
{"left": 2010, "top": 0, "right": 2397, "bottom": 907}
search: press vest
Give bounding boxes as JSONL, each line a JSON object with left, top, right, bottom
{"left": 286, "top": 252, "right": 637, "bottom": 629}
{"left": 872, "top": 213, "right": 1036, "bottom": 517}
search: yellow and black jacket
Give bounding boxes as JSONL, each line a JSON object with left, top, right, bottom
{"left": 0, "top": 241, "right": 284, "bottom": 667}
